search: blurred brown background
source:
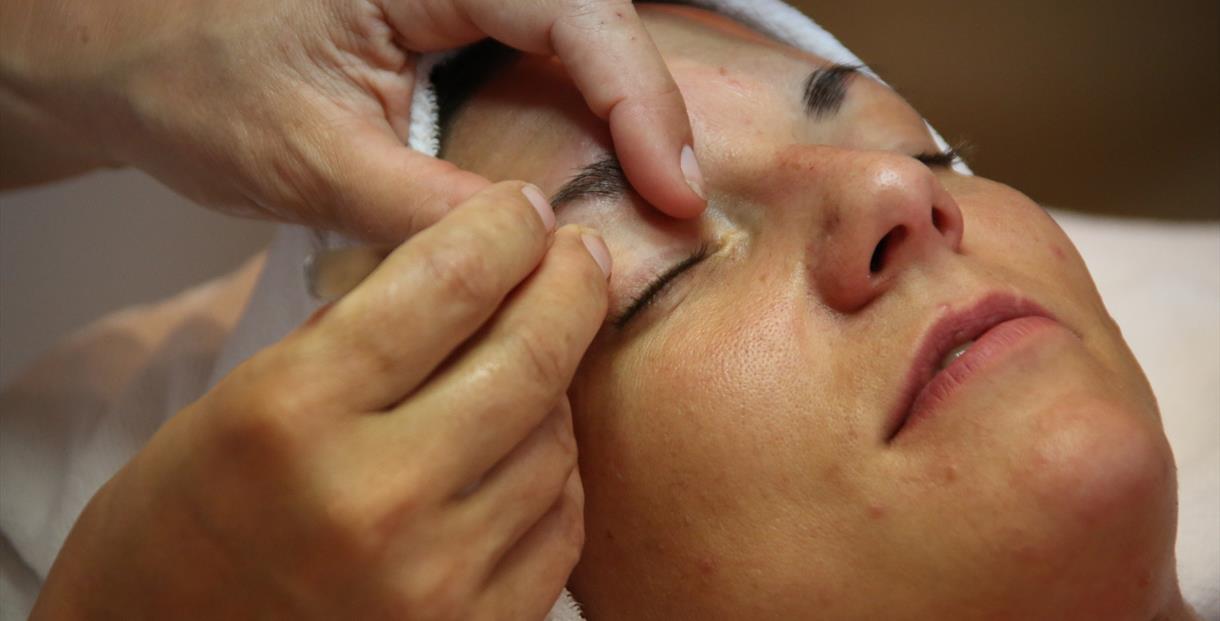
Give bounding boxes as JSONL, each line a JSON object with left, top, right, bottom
{"left": 2, "top": 1, "right": 1218, "bottom": 381}
{"left": 800, "top": 0, "right": 1219, "bottom": 219}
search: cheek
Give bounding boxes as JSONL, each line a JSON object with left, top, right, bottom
{"left": 591, "top": 290, "right": 816, "bottom": 499}
{"left": 953, "top": 176, "right": 1159, "bottom": 404}
{"left": 567, "top": 280, "right": 838, "bottom": 593}
{"left": 952, "top": 178, "right": 1093, "bottom": 298}
{"left": 958, "top": 182, "right": 1070, "bottom": 272}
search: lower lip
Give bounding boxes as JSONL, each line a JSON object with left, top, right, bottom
{"left": 897, "top": 315, "right": 1062, "bottom": 438}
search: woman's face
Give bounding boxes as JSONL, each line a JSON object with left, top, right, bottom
{"left": 443, "top": 6, "right": 1177, "bottom": 620}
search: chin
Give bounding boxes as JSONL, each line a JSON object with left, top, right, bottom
{"left": 1003, "top": 392, "right": 1179, "bottom": 619}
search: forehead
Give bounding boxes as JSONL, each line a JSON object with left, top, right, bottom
{"left": 441, "top": 5, "right": 834, "bottom": 188}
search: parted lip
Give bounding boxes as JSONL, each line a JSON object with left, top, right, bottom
{"left": 884, "top": 293, "right": 1056, "bottom": 443}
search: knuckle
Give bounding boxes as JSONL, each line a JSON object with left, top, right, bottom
{"left": 208, "top": 363, "right": 308, "bottom": 461}
{"left": 568, "top": 470, "right": 586, "bottom": 507}
{"left": 477, "top": 180, "right": 546, "bottom": 236}
{"left": 522, "top": 465, "right": 574, "bottom": 515}
{"left": 345, "top": 322, "right": 408, "bottom": 385}
{"left": 311, "top": 495, "right": 383, "bottom": 565}
{"left": 399, "top": 557, "right": 475, "bottom": 620}
{"left": 385, "top": 469, "right": 430, "bottom": 519}
{"left": 558, "top": 493, "right": 586, "bottom": 561}
{"left": 418, "top": 244, "right": 499, "bottom": 310}
{"left": 507, "top": 327, "right": 571, "bottom": 392}
{"left": 549, "top": 413, "right": 579, "bottom": 463}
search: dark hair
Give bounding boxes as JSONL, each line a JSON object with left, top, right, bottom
{"left": 430, "top": 39, "right": 519, "bottom": 155}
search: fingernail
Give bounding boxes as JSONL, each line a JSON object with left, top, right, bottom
{"left": 522, "top": 184, "right": 556, "bottom": 231}
{"left": 580, "top": 232, "right": 612, "bottom": 278}
{"left": 680, "top": 144, "right": 706, "bottom": 201}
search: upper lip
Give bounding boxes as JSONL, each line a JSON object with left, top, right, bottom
{"left": 885, "top": 293, "right": 1054, "bottom": 442}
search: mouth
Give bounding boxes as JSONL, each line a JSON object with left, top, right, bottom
{"left": 885, "top": 293, "right": 1060, "bottom": 443}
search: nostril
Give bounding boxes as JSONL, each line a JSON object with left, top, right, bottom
{"left": 931, "top": 207, "right": 942, "bottom": 232}
{"left": 870, "top": 226, "right": 907, "bottom": 274}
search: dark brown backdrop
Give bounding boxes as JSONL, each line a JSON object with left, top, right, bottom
{"left": 792, "top": 1, "right": 1219, "bottom": 219}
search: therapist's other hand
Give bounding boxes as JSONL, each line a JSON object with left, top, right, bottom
{"left": 0, "top": 0, "right": 705, "bottom": 240}
{"left": 32, "top": 182, "right": 610, "bottom": 621}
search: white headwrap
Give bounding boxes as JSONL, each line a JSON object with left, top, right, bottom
{"left": 206, "top": 2, "right": 969, "bottom": 618}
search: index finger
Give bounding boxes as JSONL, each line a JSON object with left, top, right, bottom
{"left": 548, "top": 1, "right": 709, "bottom": 219}
{"left": 299, "top": 180, "right": 556, "bottom": 411}
{"left": 386, "top": 0, "right": 708, "bottom": 219}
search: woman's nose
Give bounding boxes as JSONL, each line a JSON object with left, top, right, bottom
{"left": 809, "top": 152, "right": 964, "bottom": 313}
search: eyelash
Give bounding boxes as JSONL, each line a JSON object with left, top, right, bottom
{"left": 914, "top": 147, "right": 960, "bottom": 168}
{"left": 614, "top": 148, "right": 958, "bottom": 328}
{"left": 614, "top": 243, "right": 712, "bottom": 329}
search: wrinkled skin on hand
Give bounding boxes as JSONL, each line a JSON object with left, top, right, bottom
{"left": 0, "top": 0, "right": 705, "bottom": 241}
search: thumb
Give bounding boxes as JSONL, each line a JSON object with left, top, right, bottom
{"left": 319, "top": 123, "right": 491, "bottom": 244}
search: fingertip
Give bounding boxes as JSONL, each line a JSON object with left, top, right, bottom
{"left": 469, "top": 179, "right": 558, "bottom": 239}
{"left": 619, "top": 145, "right": 708, "bottom": 220}
{"left": 521, "top": 183, "right": 557, "bottom": 231}
{"left": 545, "top": 0, "right": 706, "bottom": 218}
{"left": 578, "top": 231, "right": 612, "bottom": 279}
{"left": 608, "top": 102, "right": 707, "bottom": 220}
{"left": 680, "top": 144, "right": 706, "bottom": 202}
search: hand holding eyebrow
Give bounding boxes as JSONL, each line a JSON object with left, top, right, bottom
{"left": 32, "top": 182, "right": 612, "bottom": 619}
{"left": 0, "top": 0, "right": 706, "bottom": 241}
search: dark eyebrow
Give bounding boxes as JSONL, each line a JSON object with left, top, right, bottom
{"left": 550, "top": 66, "right": 861, "bottom": 207}
{"left": 550, "top": 155, "right": 629, "bottom": 209}
{"left": 803, "top": 64, "right": 860, "bottom": 118}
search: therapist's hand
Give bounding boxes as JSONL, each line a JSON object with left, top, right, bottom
{"left": 0, "top": 0, "right": 705, "bottom": 240}
{"left": 32, "top": 182, "right": 610, "bottom": 621}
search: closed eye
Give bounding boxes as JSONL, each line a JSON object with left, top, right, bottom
{"left": 614, "top": 243, "right": 711, "bottom": 329}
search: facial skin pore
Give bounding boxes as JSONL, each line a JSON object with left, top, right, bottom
{"left": 442, "top": 6, "right": 1188, "bottom": 620}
